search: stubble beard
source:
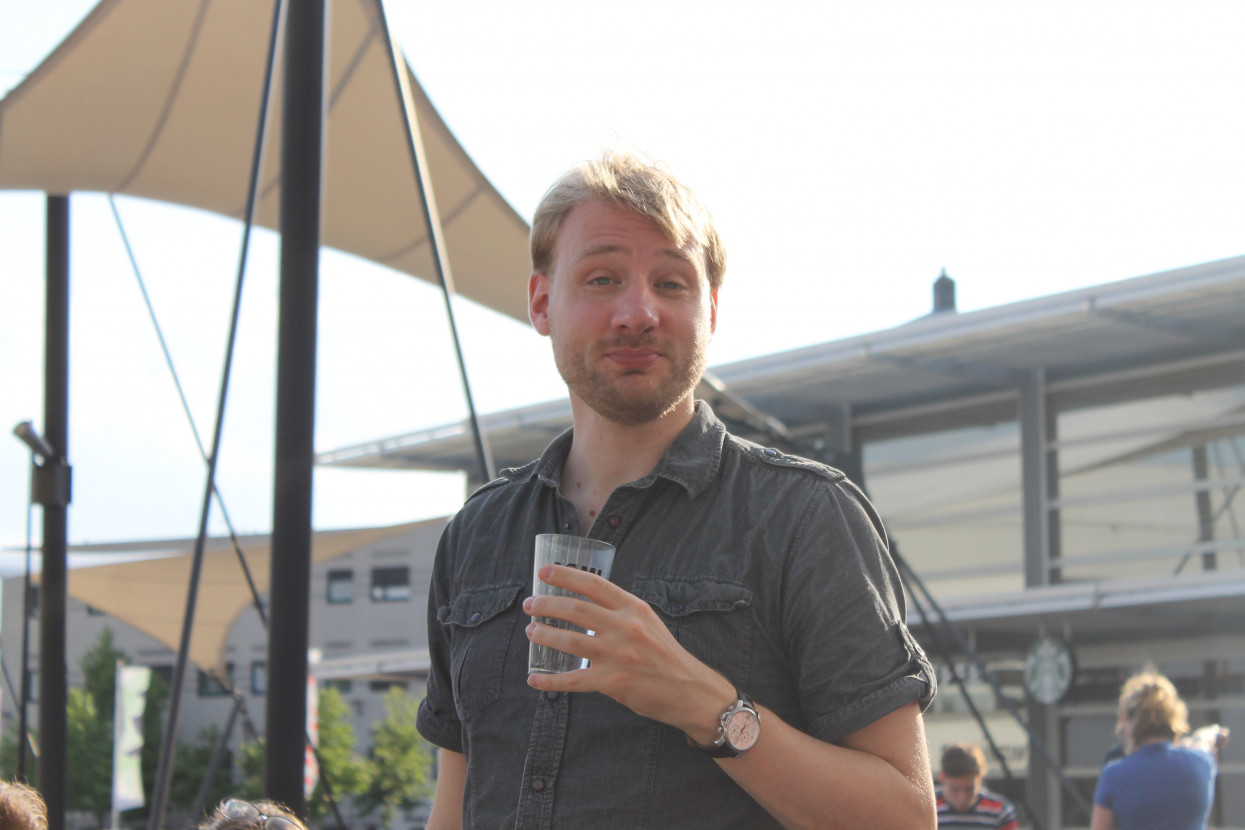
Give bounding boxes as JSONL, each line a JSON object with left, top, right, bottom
{"left": 552, "top": 329, "right": 709, "bottom": 426}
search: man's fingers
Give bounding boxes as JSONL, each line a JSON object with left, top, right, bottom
{"left": 534, "top": 563, "right": 626, "bottom": 608}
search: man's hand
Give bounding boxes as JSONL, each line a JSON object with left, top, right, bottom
{"left": 523, "top": 563, "right": 734, "bottom": 743}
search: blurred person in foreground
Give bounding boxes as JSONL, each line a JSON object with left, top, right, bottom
{"left": 1091, "top": 669, "right": 1229, "bottom": 830}
{"left": 416, "top": 150, "right": 937, "bottom": 829}
{"left": 199, "top": 798, "right": 306, "bottom": 830}
{"left": 0, "top": 779, "right": 47, "bottom": 830}
{"left": 935, "top": 744, "right": 1018, "bottom": 829}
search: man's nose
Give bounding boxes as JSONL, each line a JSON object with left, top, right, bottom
{"left": 612, "top": 281, "right": 658, "bottom": 332}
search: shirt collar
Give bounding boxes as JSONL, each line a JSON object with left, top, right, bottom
{"left": 528, "top": 401, "right": 725, "bottom": 499}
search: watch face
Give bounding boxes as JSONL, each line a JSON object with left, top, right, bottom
{"left": 725, "top": 709, "right": 761, "bottom": 752}
{"left": 1024, "top": 636, "right": 1075, "bottom": 705}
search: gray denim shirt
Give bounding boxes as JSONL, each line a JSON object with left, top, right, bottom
{"left": 416, "top": 403, "right": 935, "bottom": 829}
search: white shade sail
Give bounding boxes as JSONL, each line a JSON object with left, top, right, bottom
{"left": 50, "top": 520, "right": 438, "bottom": 672}
{"left": 0, "top": 0, "right": 533, "bottom": 322}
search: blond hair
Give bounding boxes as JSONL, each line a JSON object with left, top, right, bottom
{"left": 199, "top": 799, "right": 307, "bottom": 830}
{"left": 940, "top": 743, "right": 987, "bottom": 778}
{"left": 530, "top": 151, "right": 726, "bottom": 290}
{"left": 1119, "top": 670, "right": 1189, "bottom": 746}
{"left": 0, "top": 780, "right": 47, "bottom": 830}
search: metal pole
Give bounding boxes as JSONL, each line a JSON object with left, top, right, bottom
{"left": 265, "top": 0, "right": 326, "bottom": 816}
{"left": 375, "top": 2, "right": 495, "bottom": 483}
{"left": 18, "top": 478, "right": 35, "bottom": 781}
{"left": 38, "top": 193, "right": 71, "bottom": 830}
{"left": 146, "top": 2, "right": 285, "bottom": 825}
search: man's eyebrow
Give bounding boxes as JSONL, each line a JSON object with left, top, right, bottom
{"left": 576, "top": 243, "right": 697, "bottom": 264}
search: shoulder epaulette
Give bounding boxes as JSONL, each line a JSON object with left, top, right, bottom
{"left": 742, "top": 441, "right": 846, "bottom": 483}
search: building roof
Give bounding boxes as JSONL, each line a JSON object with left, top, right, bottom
{"left": 318, "top": 253, "right": 1245, "bottom": 472}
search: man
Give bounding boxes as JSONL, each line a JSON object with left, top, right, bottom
{"left": 416, "top": 151, "right": 937, "bottom": 829}
{"left": 935, "top": 744, "right": 1018, "bottom": 829}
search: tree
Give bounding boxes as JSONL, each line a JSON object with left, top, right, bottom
{"left": 0, "top": 628, "right": 234, "bottom": 827}
{"left": 236, "top": 686, "right": 370, "bottom": 818}
{"left": 66, "top": 687, "right": 113, "bottom": 826}
{"left": 358, "top": 687, "right": 434, "bottom": 829}
{"left": 80, "top": 625, "right": 127, "bottom": 723}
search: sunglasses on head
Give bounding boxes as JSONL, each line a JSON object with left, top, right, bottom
{"left": 219, "top": 799, "right": 301, "bottom": 830}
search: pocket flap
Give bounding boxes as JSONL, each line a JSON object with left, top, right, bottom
{"left": 630, "top": 578, "right": 752, "bottom": 618}
{"left": 438, "top": 582, "right": 525, "bottom": 628}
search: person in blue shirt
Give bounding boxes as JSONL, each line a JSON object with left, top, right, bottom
{"left": 1091, "top": 670, "right": 1229, "bottom": 830}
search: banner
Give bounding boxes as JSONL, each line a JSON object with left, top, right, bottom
{"left": 304, "top": 675, "right": 320, "bottom": 799}
{"left": 113, "top": 665, "right": 152, "bottom": 814}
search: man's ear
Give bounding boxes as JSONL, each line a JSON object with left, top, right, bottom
{"left": 529, "top": 271, "right": 551, "bottom": 335}
{"left": 709, "top": 286, "right": 719, "bottom": 335}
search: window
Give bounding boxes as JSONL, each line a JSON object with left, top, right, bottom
{"left": 368, "top": 679, "right": 408, "bottom": 693}
{"left": 326, "top": 569, "right": 353, "bottom": 604}
{"left": 25, "top": 584, "right": 38, "bottom": 618}
{"left": 251, "top": 661, "right": 267, "bottom": 696}
{"left": 197, "top": 664, "right": 234, "bottom": 698}
{"left": 370, "top": 566, "right": 410, "bottom": 602}
{"left": 323, "top": 678, "right": 353, "bottom": 694}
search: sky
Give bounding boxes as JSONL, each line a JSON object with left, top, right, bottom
{"left": 1, "top": 0, "right": 1244, "bottom": 568}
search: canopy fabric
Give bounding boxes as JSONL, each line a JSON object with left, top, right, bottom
{"left": 46, "top": 520, "right": 435, "bottom": 672}
{"left": 0, "top": 0, "right": 532, "bottom": 322}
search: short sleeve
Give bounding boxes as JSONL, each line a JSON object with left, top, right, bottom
{"left": 782, "top": 478, "right": 936, "bottom": 742}
{"left": 1094, "top": 761, "right": 1118, "bottom": 808}
{"left": 416, "top": 522, "right": 465, "bottom": 752}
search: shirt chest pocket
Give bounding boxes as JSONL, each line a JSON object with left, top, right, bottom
{"left": 630, "top": 578, "right": 756, "bottom": 686}
{"left": 438, "top": 582, "right": 525, "bottom": 721}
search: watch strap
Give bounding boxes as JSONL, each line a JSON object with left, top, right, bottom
{"left": 687, "top": 689, "right": 759, "bottom": 758}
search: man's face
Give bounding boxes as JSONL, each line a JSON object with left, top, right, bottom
{"left": 940, "top": 773, "right": 982, "bottom": 812}
{"left": 528, "top": 199, "right": 717, "bottom": 426}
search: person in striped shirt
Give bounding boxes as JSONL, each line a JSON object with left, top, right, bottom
{"left": 935, "top": 744, "right": 1019, "bottom": 829}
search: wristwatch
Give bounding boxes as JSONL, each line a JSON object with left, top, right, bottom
{"left": 687, "top": 689, "right": 761, "bottom": 758}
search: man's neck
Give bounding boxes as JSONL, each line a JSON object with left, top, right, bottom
{"left": 561, "top": 395, "right": 696, "bottom": 529}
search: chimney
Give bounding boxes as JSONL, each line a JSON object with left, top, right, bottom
{"left": 932, "top": 269, "right": 956, "bottom": 313}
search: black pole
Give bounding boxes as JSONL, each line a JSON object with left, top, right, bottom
{"left": 17, "top": 483, "right": 34, "bottom": 781}
{"left": 265, "top": 0, "right": 326, "bottom": 816}
{"left": 375, "top": 4, "right": 495, "bottom": 484}
{"left": 38, "top": 193, "right": 70, "bottom": 830}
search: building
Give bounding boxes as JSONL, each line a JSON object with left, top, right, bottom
{"left": 5, "top": 255, "right": 1244, "bottom": 828}
{"left": 321, "top": 254, "right": 1245, "bottom": 828}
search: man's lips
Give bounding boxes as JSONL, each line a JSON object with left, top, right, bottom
{"left": 605, "top": 348, "right": 661, "bottom": 369}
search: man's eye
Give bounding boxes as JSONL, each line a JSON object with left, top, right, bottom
{"left": 589, "top": 275, "right": 613, "bottom": 285}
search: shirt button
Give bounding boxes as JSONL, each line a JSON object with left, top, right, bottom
{"left": 545, "top": 690, "right": 559, "bottom": 701}
{"left": 607, "top": 515, "right": 621, "bottom": 528}
{"left": 563, "top": 520, "right": 573, "bottom": 530}
{"left": 468, "top": 612, "right": 482, "bottom": 624}
{"left": 764, "top": 447, "right": 779, "bottom": 457}
{"left": 531, "top": 778, "right": 546, "bottom": 792}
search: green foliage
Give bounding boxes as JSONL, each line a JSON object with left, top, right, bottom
{"left": 310, "top": 687, "right": 371, "bottom": 816}
{"left": 66, "top": 686, "right": 113, "bottom": 823}
{"left": 138, "top": 668, "right": 170, "bottom": 810}
{"left": 358, "top": 687, "right": 434, "bottom": 829}
{"left": 236, "top": 736, "right": 266, "bottom": 802}
{"left": 168, "top": 726, "right": 236, "bottom": 815}
{"left": 236, "top": 686, "right": 371, "bottom": 818}
{"left": 0, "top": 722, "right": 34, "bottom": 784}
{"left": 0, "top": 627, "right": 236, "bottom": 825}
{"left": 80, "top": 625, "right": 127, "bottom": 723}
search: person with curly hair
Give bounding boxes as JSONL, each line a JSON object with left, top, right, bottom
{"left": 0, "top": 779, "right": 48, "bottom": 830}
{"left": 199, "top": 798, "right": 307, "bottom": 830}
{"left": 1092, "top": 669, "right": 1229, "bottom": 830}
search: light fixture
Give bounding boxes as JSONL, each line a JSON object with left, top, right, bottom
{"left": 13, "top": 421, "right": 55, "bottom": 461}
